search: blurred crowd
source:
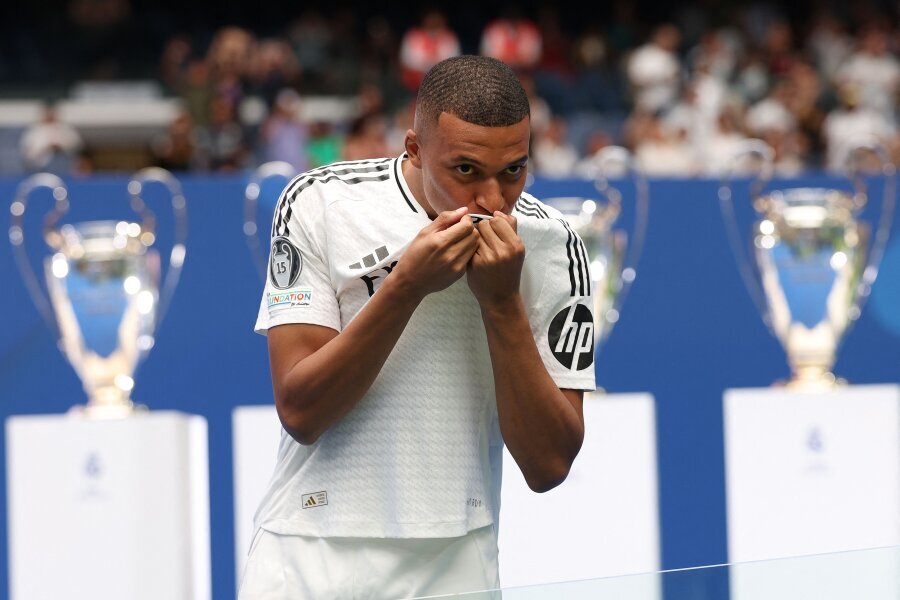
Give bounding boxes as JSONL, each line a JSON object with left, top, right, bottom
{"left": 9, "top": 1, "right": 900, "bottom": 177}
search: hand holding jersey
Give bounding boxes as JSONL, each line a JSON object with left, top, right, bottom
{"left": 466, "top": 211, "right": 525, "bottom": 309}
{"left": 391, "top": 206, "right": 480, "bottom": 300}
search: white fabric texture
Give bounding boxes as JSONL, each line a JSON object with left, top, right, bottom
{"left": 253, "top": 156, "right": 596, "bottom": 539}
{"left": 238, "top": 526, "right": 501, "bottom": 600}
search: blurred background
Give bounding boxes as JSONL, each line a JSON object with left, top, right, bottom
{"left": 1, "top": 1, "right": 900, "bottom": 599}
{"left": 1, "top": 0, "right": 899, "bottom": 177}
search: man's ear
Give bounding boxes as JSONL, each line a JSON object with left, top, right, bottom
{"left": 404, "top": 129, "right": 423, "bottom": 168}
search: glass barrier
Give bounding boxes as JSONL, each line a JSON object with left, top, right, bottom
{"left": 421, "top": 545, "right": 900, "bottom": 600}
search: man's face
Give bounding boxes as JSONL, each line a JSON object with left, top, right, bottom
{"left": 408, "top": 112, "right": 530, "bottom": 217}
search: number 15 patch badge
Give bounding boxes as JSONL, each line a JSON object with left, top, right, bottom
{"left": 270, "top": 236, "right": 302, "bottom": 289}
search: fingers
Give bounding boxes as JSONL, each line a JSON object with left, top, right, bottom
{"left": 426, "top": 207, "right": 468, "bottom": 233}
{"left": 474, "top": 213, "right": 520, "bottom": 254}
{"left": 490, "top": 211, "right": 518, "bottom": 237}
{"left": 440, "top": 214, "right": 478, "bottom": 244}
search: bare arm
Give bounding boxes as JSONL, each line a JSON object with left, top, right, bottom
{"left": 269, "top": 207, "right": 479, "bottom": 445}
{"left": 468, "top": 212, "right": 585, "bottom": 492}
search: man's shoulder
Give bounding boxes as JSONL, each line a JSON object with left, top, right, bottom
{"left": 286, "top": 157, "right": 396, "bottom": 202}
{"left": 513, "top": 193, "right": 570, "bottom": 244}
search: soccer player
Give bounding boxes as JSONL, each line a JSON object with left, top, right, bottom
{"left": 242, "top": 55, "right": 595, "bottom": 599}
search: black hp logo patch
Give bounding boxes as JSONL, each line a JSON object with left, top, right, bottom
{"left": 548, "top": 304, "right": 595, "bottom": 370}
{"left": 270, "top": 237, "right": 302, "bottom": 289}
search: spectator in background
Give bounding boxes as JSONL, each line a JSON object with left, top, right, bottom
{"left": 399, "top": 8, "right": 460, "bottom": 91}
{"left": 835, "top": 26, "right": 900, "bottom": 119}
{"left": 341, "top": 112, "right": 391, "bottom": 160}
{"left": 151, "top": 110, "right": 198, "bottom": 171}
{"left": 633, "top": 114, "right": 696, "bottom": 176}
{"left": 806, "top": 11, "right": 854, "bottom": 83}
{"left": 248, "top": 39, "right": 301, "bottom": 109}
{"left": 207, "top": 26, "right": 254, "bottom": 116}
{"left": 627, "top": 23, "right": 682, "bottom": 114}
{"left": 479, "top": 6, "right": 542, "bottom": 72}
{"left": 258, "top": 89, "right": 309, "bottom": 172}
{"left": 574, "top": 129, "right": 618, "bottom": 179}
{"left": 287, "top": 10, "right": 333, "bottom": 94}
{"left": 702, "top": 108, "right": 749, "bottom": 177}
{"left": 532, "top": 116, "right": 578, "bottom": 177}
{"left": 20, "top": 106, "right": 85, "bottom": 174}
{"left": 196, "top": 96, "right": 248, "bottom": 171}
{"left": 306, "top": 120, "right": 342, "bottom": 168}
{"left": 822, "top": 83, "right": 895, "bottom": 172}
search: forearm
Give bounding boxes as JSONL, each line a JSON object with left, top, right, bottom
{"left": 275, "top": 277, "right": 421, "bottom": 444}
{"left": 481, "top": 295, "right": 585, "bottom": 492}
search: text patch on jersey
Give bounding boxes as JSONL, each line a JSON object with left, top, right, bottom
{"left": 302, "top": 491, "right": 328, "bottom": 509}
{"left": 267, "top": 288, "right": 313, "bottom": 314}
{"left": 270, "top": 237, "right": 302, "bottom": 289}
{"left": 548, "top": 304, "right": 594, "bottom": 370}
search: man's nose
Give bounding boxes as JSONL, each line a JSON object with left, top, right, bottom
{"left": 474, "top": 179, "right": 505, "bottom": 214}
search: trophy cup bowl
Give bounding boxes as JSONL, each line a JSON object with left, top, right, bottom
{"left": 243, "top": 161, "right": 298, "bottom": 281}
{"left": 541, "top": 146, "right": 648, "bottom": 346}
{"left": 720, "top": 139, "right": 895, "bottom": 390}
{"left": 9, "top": 168, "right": 187, "bottom": 417}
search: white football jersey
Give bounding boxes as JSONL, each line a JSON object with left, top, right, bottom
{"left": 254, "top": 156, "right": 596, "bottom": 539}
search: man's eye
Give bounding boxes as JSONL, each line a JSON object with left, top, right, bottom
{"left": 506, "top": 165, "right": 523, "bottom": 176}
{"left": 456, "top": 165, "right": 474, "bottom": 175}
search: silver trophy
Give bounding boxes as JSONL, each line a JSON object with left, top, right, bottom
{"left": 243, "top": 161, "right": 297, "bottom": 280}
{"left": 8, "top": 168, "right": 188, "bottom": 417}
{"left": 542, "top": 146, "right": 648, "bottom": 346}
{"left": 720, "top": 139, "right": 895, "bottom": 390}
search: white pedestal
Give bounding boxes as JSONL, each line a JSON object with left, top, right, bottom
{"left": 232, "top": 405, "right": 283, "bottom": 590}
{"left": 6, "top": 411, "right": 211, "bottom": 600}
{"left": 725, "top": 384, "right": 900, "bottom": 564}
{"left": 499, "top": 392, "right": 660, "bottom": 592}
{"left": 232, "top": 395, "right": 660, "bottom": 595}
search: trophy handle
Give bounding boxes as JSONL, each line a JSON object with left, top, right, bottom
{"left": 718, "top": 139, "right": 779, "bottom": 327}
{"left": 127, "top": 167, "right": 188, "bottom": 327}
{"left": 244, "top": 161, "right": 298, "bottom": 280}
{"left": 538, "top": 146, "right": 649, "bottom": 345}
{"left": 8, "top": 173, "right": 70, "bottom": 335}
{"left": 593, "top": 146, "right": 649, "bottom": 293}
{"left": 843, "top": 138, "right": 897, "bottom": 299}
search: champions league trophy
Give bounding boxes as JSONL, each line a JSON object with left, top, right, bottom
{"left": 243, "top": 161, "right": 297, "bottom": 280}
{"left": 542, "top": 146, "right": 648, "bottom": 346}
{"left": 719, "top": 139, "right": 895, "bottom": 390}
{"left": 8, "top": 168, "right": 188, "bottom": 417}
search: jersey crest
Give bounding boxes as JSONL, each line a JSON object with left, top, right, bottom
{"left": 270, "top": 237, "right": 302, "bottom": 289}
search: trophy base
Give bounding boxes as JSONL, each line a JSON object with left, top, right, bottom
{"left": 67, "top": 401, "right": 149, "bottom": 420}
{"left": 775, "top": 371, "right": 848, "bottom": 393}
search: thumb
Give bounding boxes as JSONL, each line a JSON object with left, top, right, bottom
{"left": 429, "top": 206, "right": 468, "bottom": 231}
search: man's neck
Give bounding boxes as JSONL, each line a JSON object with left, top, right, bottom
{"left": 401, "top": 157, "right": 437, "bottom": 218}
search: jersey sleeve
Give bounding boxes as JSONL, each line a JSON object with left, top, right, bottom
{"left": 254, "top": 177, "right": 341, "bottom": 335}
{"left": 522, "top": 218, "right": 597, "bottom": 391}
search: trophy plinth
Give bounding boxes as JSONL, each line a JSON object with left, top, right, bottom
{"left": 721, "top": 140, "right": 894, "bottom": 390}
{"left": 10, "top": 169, "right": 187, "bottom": 417}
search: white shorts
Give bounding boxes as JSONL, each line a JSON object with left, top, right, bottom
{"left": 238, "top": 526, "right": 500, "bottom": 600}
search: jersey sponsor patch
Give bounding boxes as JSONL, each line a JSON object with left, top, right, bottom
{"left": 301, "top": 491, "right": 328, "bottom": 509}
{"left": 548, "top": 304, "right": 595, "bottom": 370}
{"left": 267, "top": 288, "right": 313, "bottom": 313}
{"left": 269, "top": 237, "right": 302, "bottom": 289}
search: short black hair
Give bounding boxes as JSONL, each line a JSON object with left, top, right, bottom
{"left": 415, "top": 55, "right": 530, "bottom": 132}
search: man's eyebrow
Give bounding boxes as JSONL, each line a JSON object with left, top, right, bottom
{"left": 450, "top": 155, "right": 529, "bottom": 167}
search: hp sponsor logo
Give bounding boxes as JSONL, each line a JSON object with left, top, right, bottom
{"left": 548, "top": 304, "right": 594, "bottom": 370}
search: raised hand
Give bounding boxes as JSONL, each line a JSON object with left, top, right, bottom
{"left": 466, "top": 211, "right": 525, "bottom": 309}
{"left": 391, "top": 207, "right": 481, "bottom": 300}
